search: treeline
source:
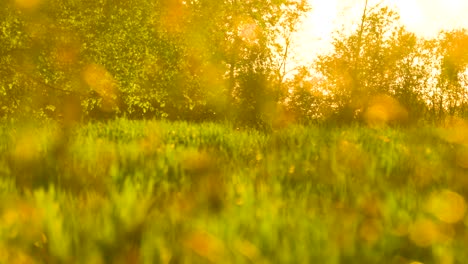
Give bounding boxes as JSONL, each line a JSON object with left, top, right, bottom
{"left": 1, "top": 0, "right": 467, "bottom": 127}
{"left": 290, "top": 5, "right": 468, "bottom": 126}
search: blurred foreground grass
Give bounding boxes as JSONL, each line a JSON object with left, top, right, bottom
{"left": 1, "top": 119, "right": 468, "bottom": 263}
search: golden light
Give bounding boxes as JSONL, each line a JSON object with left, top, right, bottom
{"left": 83, "top": 64, "right": 115, "bottom": 96}
{"left": 238, "top": 18, "right": 259, "bottom": 45}
{"left": 443, "top": 0, "right": 465, "bottom": 12}
{"left": 160, "top": 1, "right": 187, "bottom": 33}
{"left": 183, "top": 231, "right": 226, "bottom": 263}
{"left": 235, "top": 239, "right": 262, "bottom": 262}
{"left": 82, "top": 63, "right": 118, "bottom": 111}
{"left": 392, "top": 0, "right": 468, "bottom": 36}
{"left": 396, "top": 0, "right": 424, "bottom": 32}
{"left": 427, "top": 189, "right": 467, "bottom": 224}
{"left": 426, "top": 0, "right": 468, "bottom": 26}
{"left": 306, "top": 0, "right": 337, "bottom": 39}
{"left": 11, "top": 130, "right": 42, "bottom": 163}
{"left": 296, "top": 0, "right": 468, "bottom": 65}
{"left": 294, "top": 0, "right": 338, "bottom": 61}
{"left": 439, "top": 117, "right": 468, "bottom": 144}
{"left": 53, "top": 44, "right": 79, "bottom": 69}
{"left": 140, "top": 122, "right": 162, "bottom": 155}
{"left": 15, "top": 0, "right": 42, "bottom": 9}
{"left": 364, "top": 95, "right": 408, "bottom": 126}
{"left": 409, "top": 218, "right": 440, "bottom": 247}
{"left": 359, "top": 218, "right": 382, "bottom": 244}
{"left": 456, "top": 147, "right": 468, "bottom": 169}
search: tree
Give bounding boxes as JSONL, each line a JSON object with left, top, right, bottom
{"left": 315, "top": 4, "right": 427, "bottom": 124}
{"left": 182, "top": 0, "right": 309, "bottom": 127}
{"left": 1, "top": 0, "right": 309, "bottom": 124}
{"left": 0, "top": 2, "right": 39, "bottom": 118}
{"left": 282, "top": 67, "right": 332, "bottom": 124}
{"left": 438, "top": 29, "right": 468, "bottom": 118}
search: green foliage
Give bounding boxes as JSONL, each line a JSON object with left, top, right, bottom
{"left": 0, "top": 0, "right": 309, "bottom": 123}
{"left": 2, "top": 0, "right": 466, "bottom": 125}
{"left": 283, "top": 66, "right": 331, "bottom": 124}
{"left": 295, "top": 4, "right": 468, "bottom": 125}
{"left": 0, "top": 3, "right": 31, "bottom": 117}
{"left": 1, "top": 119, "right": 468, "bottom": 262}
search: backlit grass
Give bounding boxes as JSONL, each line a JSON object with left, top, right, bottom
{"left": 1, "top": 118, "right": 468, "bottom": 263}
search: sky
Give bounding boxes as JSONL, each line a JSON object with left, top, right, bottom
{"left": 292, "top": 0, "right": 468, "bottom": 65}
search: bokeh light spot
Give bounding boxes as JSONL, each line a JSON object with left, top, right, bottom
{"left": 427, "top": 190, "right": 466, "bottom": 224}
{"left": 239, "top": 20, "right": 259, "bottom": 44}
{"left": 11, "top": 130, "right": 41, "bottom": 163}
{"left": 455, "top": 146, "right": 468, "bottom": 169}
{"left": 15, "top": 0, "right": 42, "bottom": 9}
{"left": 409, "top": 218, "right": 440, "bottom": 247}
{"left": 439, "top": 117, "right": 468, "bottom": 144}
{"left": 82, "top": 63, "right": 118, "bottom": 111}
{"left": 364, "top": 94, "right": 408, "bottom": 126}
{"left": 184, "top": 231, "right": 225, "bottom": 263}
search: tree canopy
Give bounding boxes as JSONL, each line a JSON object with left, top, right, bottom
{"left": 1, "top": 0, "right": 467, "bottom": 126}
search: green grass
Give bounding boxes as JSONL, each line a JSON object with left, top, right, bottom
{"left": 1, "top": 118, "right": 468, "bottom": 263}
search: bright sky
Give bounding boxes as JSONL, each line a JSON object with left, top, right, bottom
{"left": 293, "top": 0, "right": 468, "bottom": 65}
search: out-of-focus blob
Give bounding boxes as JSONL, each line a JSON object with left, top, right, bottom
{"left": 11, "top": 129, "right": 42, "bottom": 164}
{"left": 60, "top": 94, "right": 82, "bottom": 126}
{"left": 364, "top": 95, "right": 408, "bottom": 126}
{"left": 238, "top": 18, "right": 259, "bottom": 45}
{"left": 359, "top": 218, "right": 382, "bottom": 245}
{"left": 140, "top": 122, "right": 161, "bottom": 155}
{"left": 0, "top": 198, "right": 44, "bottom": 264}
{"left": 182, "top": 150, "right": 224, "bottom": 212}
{"left": 160, "top": 0, "right": 187, "bottom": 33}
{"left": 427, "top": 189, "right": 466, "bottom": 224}
{"left": 272, "top": 104, "right": 296, "bottom": 129}
{"left": 456, "top": 146, "right": 468, "bottom": 169}
{"left": 235, "top": 239, "right": 262, "bottom": 263}
{"left": 335, "top": 139, "right": 368, "bottom": 176}
{"left": 199, "top": 62, "right": 228, "bottom": 113}
{"left": 53, "top": 44, "right": 79, "bottom": 69}
{"left": 183, "top": 231, "right": 226, "bottom": 263}
{"left": 15, "top": 0, "right": 42, "bottom": 9}
{"left": 409, "top": 218, "right": 440, "bottom": 247}
{"left": 82, "top": 63, "right": 118, "bottom": 111}
{"left": 439, "top": 116, "right": 468, "bottom": 145}
{"left": 182, "top": 150, "right": 214, "bottom": 176}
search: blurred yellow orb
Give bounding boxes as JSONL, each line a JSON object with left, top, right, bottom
{"left": 428, "top": 190, "right": 467, "bottom": 224}
{"left": 15, "top": 0, "right": 42, "bottom": 9}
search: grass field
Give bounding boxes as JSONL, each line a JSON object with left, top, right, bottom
{"left": 1, "top": 118, "right": 468, "bottom": 263}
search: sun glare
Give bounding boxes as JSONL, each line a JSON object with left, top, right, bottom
{"left": 296, "top": 0, "right": 468, "bottom": 65}
{"left": 308, "top": 0, "right": 337, "bottom": 39}
{"left": 395, "top": 0, "right": 424, "bottom": 33}
{"left": 440, "top": 0, "right": 465, "bottom": 13}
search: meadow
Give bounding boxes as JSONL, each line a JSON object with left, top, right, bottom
{"left": 1, "top": 118, "right": 468, "bottom": 263}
